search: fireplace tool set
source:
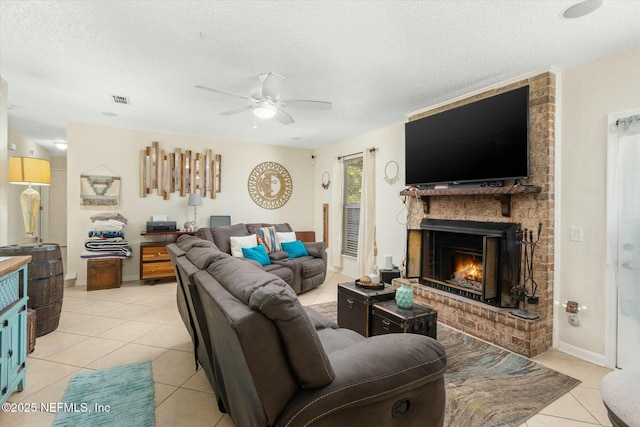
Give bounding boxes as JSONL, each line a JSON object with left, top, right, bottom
{"left": 510, "top": 223, "right": 542, "bottom": 320}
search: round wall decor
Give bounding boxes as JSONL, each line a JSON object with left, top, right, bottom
{"left": 321, "top": 171, "right": 331, "bottom": 190}
{"left": 383, "top": 160, "right": 401, "bottom": 185}
{"left": 247, "top": 161, "right": 293, "bottom": 209}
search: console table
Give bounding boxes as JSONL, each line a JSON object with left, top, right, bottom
{"left": 140, "top": 231, "right": 194, "bottom": 282}
{"left": 0, "top": 256, "right": 30, "bottom": 404}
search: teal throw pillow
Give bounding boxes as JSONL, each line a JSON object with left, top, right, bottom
{"left": 281, "top": 240, "right": 309, "bottom": 259}
{"left": 242, "top": 245, "right": 271, "bottom": 266}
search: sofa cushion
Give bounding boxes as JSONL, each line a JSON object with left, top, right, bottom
{"left": 281, "top": 240, "right": 308, "bottom": 259}
{"left": 263, "top": 264, "right": 294, "bottom": 285}
{"left": 250, "top": 283, "right": 335, "bottom": 388}
{"left": 186, "top": 246, "right": 230, "bottom": 270}
{"left": 242, "top": 245, "right": 271, "bottom": 266}
{"left": 299, "top": 257, "right": 326, "bottom": 278}
{"left": 247, "top": 223, "right": 292, "bottom": 234}
{"left": 268, "top": 250, "right": 289, "bottom": 261}
{"left": 255, "top": 226, "right": 281, "bottom": 253}
{"left": 202, "top": 223, "right": 250, "bottom": 254}
{"left": 276, "top": 231, "right": 297, "bottom": 243}
{"left": 230, "top": 234, "right": 258, "bottom": 258}
{"left": 303, "top": 241, "right": 326, "bottom": 258}
{"left": 205, "top": 256, "right": 335, "bottom": 388}
{"left": 177, "top": 234, "right": 220, "bottom": 251}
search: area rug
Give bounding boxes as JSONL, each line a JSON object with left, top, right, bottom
{"left": 53, "top": 359, "right": 155, "bottom": 427}
{"left": 308, "top": 302, "right": 581, "bottom": 427}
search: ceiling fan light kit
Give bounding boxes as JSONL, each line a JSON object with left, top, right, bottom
{"left": 253, "top": 102, "right": 277, "bottom": 119}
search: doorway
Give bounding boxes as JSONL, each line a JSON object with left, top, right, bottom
{"left": 607, "top": 111, "right": 640, "bottom": 370}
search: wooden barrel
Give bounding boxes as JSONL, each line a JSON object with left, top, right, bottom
{"left": 0, "top": 244, "right": 64, "bottom": 336}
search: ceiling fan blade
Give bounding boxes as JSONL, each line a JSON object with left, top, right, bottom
{"left": 275, "top": 107, "right": 294, "bottom": 125}
{"left": 281, "top": 100, "right": 332, "bottom": 110}
{"left": 261, "top": 72, "right": 285, "bottom": 100}
{"left": 220, "top": 105, "right": 254, "bottom": 116}
{"left": 195, "top": 85, "right": 252, "bottom": 101}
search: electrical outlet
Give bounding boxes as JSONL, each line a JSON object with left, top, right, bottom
{"left": 569, "top": 226, "right": 583, "bottom": 242}
{"left": 568, "top": 313, "right": 580, "bottom": 326}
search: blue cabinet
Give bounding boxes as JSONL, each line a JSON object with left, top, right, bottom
{"left": 0, "top": 256, "right": 30, "bottom": 405}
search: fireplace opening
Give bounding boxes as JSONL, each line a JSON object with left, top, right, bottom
{"left": 407, "top": 219, "right": 520, "bottom": 307}
{"left": 449, "top": 251, "right": 483, "bottom": 291}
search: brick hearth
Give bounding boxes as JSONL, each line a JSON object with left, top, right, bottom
{"left": 404, "top": 72, "right": 555, "bottom": 358}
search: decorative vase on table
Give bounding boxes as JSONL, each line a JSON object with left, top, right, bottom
{"left": 395, "top": 283, "right": 414, "bottom": 309}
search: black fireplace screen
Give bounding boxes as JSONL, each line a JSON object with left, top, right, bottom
{"left": 409, "top": 219, "right": 519, "bottom": 307}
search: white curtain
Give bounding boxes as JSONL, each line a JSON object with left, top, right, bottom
{"left": 330, "top": 158, "right": 343, "bottom": 268}
{"left": 613, "top": 115, "right": 640, "bottom": 319}
{"left": 357, "top": 148, "right": 376, "bottom": 276}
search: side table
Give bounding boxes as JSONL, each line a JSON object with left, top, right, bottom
{"left": 379, "top": 268, "right": 402, "bottom": 284}
{"left": 371, "top": 300, "right": 438, "bottom": 339}
{"left": 337, "top": 282, "right": 395, "bottom": 337}
{"left": 140, "top": 231, "right": 194, "bottom": 282}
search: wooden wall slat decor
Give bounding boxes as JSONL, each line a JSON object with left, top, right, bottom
{"left": 140, "top": 141, "right": 222, "bottom": 200}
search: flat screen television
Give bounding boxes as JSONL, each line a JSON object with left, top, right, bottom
{"left": 405, "top": 85, "right": 529, "bottom": 187}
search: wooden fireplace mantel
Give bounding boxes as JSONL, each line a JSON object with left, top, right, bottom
{"left": 399, "top": 185, "right": 542, "bottom": 217}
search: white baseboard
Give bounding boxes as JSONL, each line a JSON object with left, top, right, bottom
{"left": 558, "top": 341, "right": 607, "bottom": 367}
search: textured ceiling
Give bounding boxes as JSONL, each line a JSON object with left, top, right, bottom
{"left": 1, "top": 0, "right": 639, "bottom": 156}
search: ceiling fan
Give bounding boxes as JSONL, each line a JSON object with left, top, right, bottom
{"left": 196, "top": 72, "right": 332, "bottom": 125}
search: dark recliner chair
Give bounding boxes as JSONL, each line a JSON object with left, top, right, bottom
{"left": 168, "top": 240, "right": 448, "bottom": 427}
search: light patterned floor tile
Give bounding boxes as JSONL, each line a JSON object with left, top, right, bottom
{"left": 152, "top": 350, "right": 199, "bottom": 387}
{"left": 132, "top": 324, "right": 191, "bottom": 349}
{"left": 155, "top": 388, "right": 222, "bottom": 427}
{"left": 96, "top": 319, "right": 162, "bottom": 342}
{"left": 46, "top": 337, "right": 126, "bottom": 367}
{"left": 539, "top": 391, "right": 599, "bottom": 423}
{"left": 28, "top": 331, "right": 86, "bottom": 359}
{"left": 86, "top": 343, "right": 168, "bottom": 370}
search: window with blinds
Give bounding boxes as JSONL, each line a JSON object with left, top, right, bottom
{"left": 342, "top": 156, "right": 363, "bottom": 257}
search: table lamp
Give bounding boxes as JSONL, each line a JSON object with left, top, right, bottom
{"left": 186, "top": 193, "right": 202, "bottom": 232}
{"left": 8, "top": 157, "right": 51, "bottom": 239}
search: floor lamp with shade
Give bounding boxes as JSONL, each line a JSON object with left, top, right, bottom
{"left": 8, "top": 156, "right": 51, "bottom": 243}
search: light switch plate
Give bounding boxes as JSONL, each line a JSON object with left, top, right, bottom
{"left": 569, "top": 226, "right": 583, "bottom": 242}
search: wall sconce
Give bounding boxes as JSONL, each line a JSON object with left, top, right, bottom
{"left": 8, "top": 156, "right": 51, "bottom": 240}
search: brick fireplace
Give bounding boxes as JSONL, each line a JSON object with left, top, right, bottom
{"left": 400, "top": 72, "right": 555, "bottom": 358}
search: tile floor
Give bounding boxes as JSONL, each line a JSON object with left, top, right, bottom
{"left": 1, "top": 270, "right": 613, "bottom": 427}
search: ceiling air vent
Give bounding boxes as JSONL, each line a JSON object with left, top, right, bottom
{"left": 111, "top": 95, "right": 130, "bottom": 105}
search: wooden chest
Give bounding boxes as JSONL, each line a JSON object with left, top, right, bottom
{"left": 371, "top": 300, "right": 438, "bottom": 339}
{"left": 87, "top": 258, "right": 122, "bottom": 291}
{"left": 337, "top": 282, "right": 395, "bottom": 337}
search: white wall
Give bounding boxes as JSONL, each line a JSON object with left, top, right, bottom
{"left": 67, "top": 123, "right": 314, "bottom": 284}
{"left": 558, "top": 46, "right": 640, "bottom": 364}
{"left": 313, "top": 122, "right": 408, "bottom": 278}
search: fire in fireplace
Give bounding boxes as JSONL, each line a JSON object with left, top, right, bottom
{"left": 407, "top": 219, "right": 520, "bottom": 307}
{"left": 450, "top": 251, "right": 483, "bottom": 291}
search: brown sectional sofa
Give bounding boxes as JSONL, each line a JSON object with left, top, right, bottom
{"left": 168, "top": 234, "right": 448, "bottom": 427}
{"left": 195, "top": 222, "right": 327, "bottom": 294}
